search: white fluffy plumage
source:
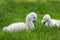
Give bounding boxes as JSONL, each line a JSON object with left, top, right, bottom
{"left": 42, "top": 14, "right": 60, "bottom": 27}
{"left": 3, "top": 12, "right": 37, "bottom": 32}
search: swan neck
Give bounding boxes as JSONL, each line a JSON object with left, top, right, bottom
{"left": 48, "top": 19, "right": 51, "bottom": 24}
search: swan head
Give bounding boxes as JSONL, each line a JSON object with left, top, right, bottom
{"left": 42, "top": 14, "right": 51, "bottom": 25}
{"left": 26, "top": 12, "right": 37, "bottom": 26}
{"left": 3, "top": 27, "right": 7, "bottom": 32}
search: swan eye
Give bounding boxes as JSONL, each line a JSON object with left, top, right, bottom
{"left": 33, "top": 17, "right": 35, "bottom": 19}
{"left": 46, "top": 20, "right": 48, "bottom": 22}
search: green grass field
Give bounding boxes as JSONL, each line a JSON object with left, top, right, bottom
{"left": 0, "top": 0, "right": 60, "bottom": 40}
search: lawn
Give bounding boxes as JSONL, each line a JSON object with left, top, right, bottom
{"left": 0, "top": 0, "right": 60, "bottom": 40}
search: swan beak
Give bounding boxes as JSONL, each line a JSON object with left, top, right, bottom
{"left": 43, "top": 22, "right": 46, "bottom": 25}
{"left": 33, "top": 20, "right": 36, "bottom": 26}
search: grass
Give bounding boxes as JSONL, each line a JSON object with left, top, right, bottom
{"left": 0, "top": 0, "right": 60, "bottom": 40}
